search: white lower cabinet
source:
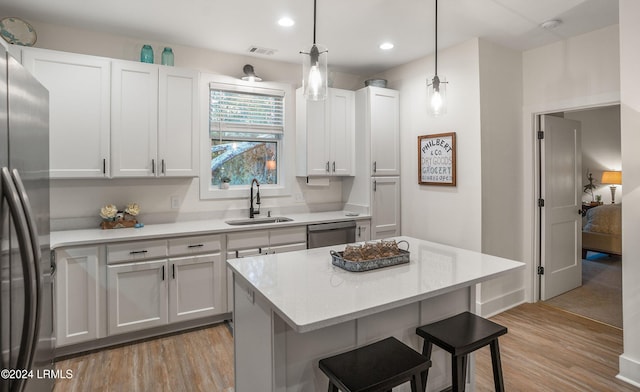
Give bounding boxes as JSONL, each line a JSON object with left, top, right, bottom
{"left": 372, "top": 177, "right": 401, "bottom": 239}
{"left": 168, "top": 254, "right": 224, "bottom": 323}
{"left": 106, "top": 234, "right": 226, "bottom": 336}
{"left": 226, "top": 226, "right": 307, "bottom": 311}
{"left": 55, "top": 246, "right": 104, "bottom": 347}
{"left": 355, "top": 220, "right": 371, "bottom": 242}
{"left": 107, "top": 259, "right": 168, "bottom": 335}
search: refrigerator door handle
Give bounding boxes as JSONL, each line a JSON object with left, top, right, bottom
{"left": 11, "top": 169, "right": 43, "bottom": 375}
{"left": 1, "top": 167, "right": 37, "bottom": 392}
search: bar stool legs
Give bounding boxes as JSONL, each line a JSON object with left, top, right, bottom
{"left": 416, "top": 312, "right": 508, "bottom": 392}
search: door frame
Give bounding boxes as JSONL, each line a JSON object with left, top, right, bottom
{"left": 525, "top": 96, "right": 620, "bottom": 303}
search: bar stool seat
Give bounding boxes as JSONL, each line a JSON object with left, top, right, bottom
{"left": 415, "top": 312, "right": 507, "bottom": 392}
{"left": 319, "top": 336, "right": 432, "bottom": 392}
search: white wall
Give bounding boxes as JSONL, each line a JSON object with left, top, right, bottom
{"left": 477, "top": 39, "right": 525, "bottom": 315}
{"left": 565, "top": 105, "right": 621, "bottom": 205}
{"left": 25, "top": 20, "right": 364, "bottom": 229}
{"left": 379, "top": 39, "right": 483, "bottom": 251}
{"left": 618, "top": 0, "right": 640, "bottom": 386}
{"left": 521, "top": 25, "right": 621, "bottom": 303}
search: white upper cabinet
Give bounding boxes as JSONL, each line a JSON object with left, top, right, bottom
{"left": 111, "top": 61, "right": 159, "bottom": 177}
{"left": 22, "top": 48, "right": 111, "bottom": 178}
{"left": 158, "top": 67, "right": 199, "bottom": 177}
{"left": 296, "top": 87, "right": 355, "bottom": 176}
{"left": 357, "top": 87, "right": 400, "bottom": 176}
{"left": 112, "top": 62, "right": 199, "bottom": 177}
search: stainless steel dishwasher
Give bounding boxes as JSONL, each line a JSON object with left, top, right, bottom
{"left": 307, "top": 221, "right": 356, "bottom": 248}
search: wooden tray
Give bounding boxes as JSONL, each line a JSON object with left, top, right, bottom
{"left": 100, "top": 219, "right": 137, "bottom": 230}
{"left": 330, "top": 241, "right": 410, "bottom": 272}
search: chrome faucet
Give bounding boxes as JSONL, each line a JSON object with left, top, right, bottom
{"left": 249, "top": 178, "right": 261, "bottom": 218}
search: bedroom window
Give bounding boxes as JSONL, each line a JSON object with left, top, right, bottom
{"left": 208, "top": 85, "right": 284, "bottom": 187}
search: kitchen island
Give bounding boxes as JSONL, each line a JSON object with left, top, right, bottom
{"left": 227, "top": 236, "right": 524, "bottom": 392}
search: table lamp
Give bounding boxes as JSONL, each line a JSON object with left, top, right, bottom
{"left": 601, "top": 170, "right": 622, "bottom": 203}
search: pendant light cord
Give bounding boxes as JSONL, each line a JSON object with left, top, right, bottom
{"left": 434, "top": 0, "right": 438, "bottom": 76}
{"left": 313, "top": 0, "right": 317, "bottom": 44}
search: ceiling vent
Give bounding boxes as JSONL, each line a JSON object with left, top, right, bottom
{"left": 247, "top": 45, "right": 277, "bottom": 56}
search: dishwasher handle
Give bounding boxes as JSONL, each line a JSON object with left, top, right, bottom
{"left": 307, "top": 221, "right": 356, "bottom": 232}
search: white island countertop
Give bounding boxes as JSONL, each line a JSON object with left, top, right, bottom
{"left": 50, "top": 210, "right": 367, "bottom": 249}
{"left": 227, "top": 236, "right": 525, "bottom": 333}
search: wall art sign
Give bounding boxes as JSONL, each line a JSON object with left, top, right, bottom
{"left": 418, "top": 132, "right": 456, "bottom": 186}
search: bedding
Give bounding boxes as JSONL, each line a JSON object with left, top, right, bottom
{"left": 582, "top": 203, "right": 622, "bottom": 257}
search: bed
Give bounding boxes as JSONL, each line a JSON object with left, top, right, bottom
{"left": 582, "top": 203, "right": 622, "bottom": 257}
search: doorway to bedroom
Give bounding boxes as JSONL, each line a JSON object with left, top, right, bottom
{"left": 540, "top": 104, "right": 622, "bottom": 329}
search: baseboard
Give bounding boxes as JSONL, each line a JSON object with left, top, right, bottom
{"left": 618, "top": 354, "right": 640, "bottom": 387}
{"left": 476, "top": 288, "right": 526, "bottom": 318}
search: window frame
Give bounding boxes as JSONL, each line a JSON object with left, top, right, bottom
{"left": 199, "top": 74, "right": 293, "bottom": 200}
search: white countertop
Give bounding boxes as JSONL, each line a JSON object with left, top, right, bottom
{"left": 227, "top": 236, "right": 525, "bottom": 333}
{"left": 50, "top": 211, "right": 368, "bottom": 249}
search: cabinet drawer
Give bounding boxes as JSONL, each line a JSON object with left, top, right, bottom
{"left": 269, "top": 226, "right": 307, "bottom": 246}
{"left": 227, "top": 230, "right": 269, "bottom": 251}
{"left": 168, "top": 235, "right": 222, "bottom": 256}
{"left": 107, "top": 240, "right": 167, "bottom": 264}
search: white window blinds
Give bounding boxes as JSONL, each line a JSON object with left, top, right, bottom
{"left": 209, "top": 83, "right": 285, "bottom": 134}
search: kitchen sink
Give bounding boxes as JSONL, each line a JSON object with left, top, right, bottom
{"left": 225, "top": 217, "right": 294, "bottom": 226}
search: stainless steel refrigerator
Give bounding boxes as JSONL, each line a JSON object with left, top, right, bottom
{"left": 0, "top": 42, "right": 54, "bottom": 392}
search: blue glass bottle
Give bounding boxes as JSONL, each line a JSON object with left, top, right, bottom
{"left": 140, "top": 45, "right": 154, "bottom": 63}
{"left": 161, "top": 47, "right": 174, "bottom": 66}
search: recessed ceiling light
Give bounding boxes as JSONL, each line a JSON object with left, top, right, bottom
{"left": 278, "top": 17, "right": 295, "bottom": 27}
{"left": 379, "top": 42, "right": 394, "bottom": 50}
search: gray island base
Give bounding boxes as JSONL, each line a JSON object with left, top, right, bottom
{"left": 227, "top": 236, "right": 524, "bottom": 392}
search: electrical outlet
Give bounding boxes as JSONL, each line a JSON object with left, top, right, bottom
{"left": 294, "top": 192, "right": 305, "bottom": 203}
{"left": 170, "top": 196, "right": 180, "bottom": 209}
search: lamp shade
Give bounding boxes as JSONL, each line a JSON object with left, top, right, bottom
{"left": 601, "top": 171, "right": 622, "bottom": 185}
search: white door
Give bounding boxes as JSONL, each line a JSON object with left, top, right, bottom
{"left": 111, "top": 61, "right": 159, "bottom": 177}
{"left": 55, "top": 247, "right": 100, "bottom": 346}
{"left": 158, "top": 67, "right": 199, "bottom": 177}
{"left": 23, "top": 48, "right": 111, "bottom": 178}
{"left": 107, "top": 260, "right": 168, "bottom": 335}
{"left": 540, "top": 115, "right": 582, "bottom": 300}
{"left": 168, "top": 254, "right": 223, "bottom": 323}
{"left": 328, "top": 88, "right": 354, "bottom": 176}
{"left": 370, "top": 87, "right": 400, "bottom": 176}
{"left": 371, "top": 177, "right": 401, "bottom": 240}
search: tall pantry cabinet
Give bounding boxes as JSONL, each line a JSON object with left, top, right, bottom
{"left": 346, "top": 86, "right": 401, "bottom": 239}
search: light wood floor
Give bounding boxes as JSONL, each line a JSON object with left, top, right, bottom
{"left": 55, "top": 303, "right": 638, "bottom": 391}
{"left": 476, "top": 303, "right": 638, "bottom": 392}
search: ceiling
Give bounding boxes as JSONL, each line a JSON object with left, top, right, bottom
{"left": 0, "top": 0, "right": 619, "bottom": 75}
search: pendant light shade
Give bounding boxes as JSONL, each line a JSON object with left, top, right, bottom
{"left": 427, "top": 0, "right": 448, "bottom": 116}
{"left": 301, "top": 0, "right": 328, "bottom": 101}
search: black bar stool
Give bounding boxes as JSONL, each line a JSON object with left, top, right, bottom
{"left": 319, "top": 336, "right": 432, "bottom": 392}
{"left": 415, "top": 312, "right": 507, "bottom": 392}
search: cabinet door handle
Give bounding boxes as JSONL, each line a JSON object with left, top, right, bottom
{"left": 162, "top": 265, "right": 165, "bottom": 281}
{"left": 172, "top": 264, "right": 175, "bottom": 279}
{"left": 358, "top": 226, "right": 361, "bottom": 237}
{"left": 373, "top": 161, "right": 377, "bottom": 173}
{"left": 235, "top": 250, "right": 239, "bottom": 258}
{"left": 326, "top": 161, "right": 330, "bottom": 172}
{"left": 151, "top": 159, "right": 156, "bottom": 174}
{"left": 161, "top": 159, "right": 166, "bottom": 174}
{"left": 373, "top": 180, "right": 377, "bottom": 192}
{"left": 188, "top": 244, "right": 204, "bottom": 248}
{"left": 102, "top": 158, "right": 106, "bottom": 175}
{"left": 129, "top": 250, "right": 148, "bottom": 255}
{"left": 332, "top": 161, "right": 336, "bottom": 172}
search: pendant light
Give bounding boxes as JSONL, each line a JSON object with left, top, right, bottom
{"left": 427, "top": 0, "right": 448, "bottom": 116}
{"left": 300, "top": 0, "right": 328, "bottom": 101}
